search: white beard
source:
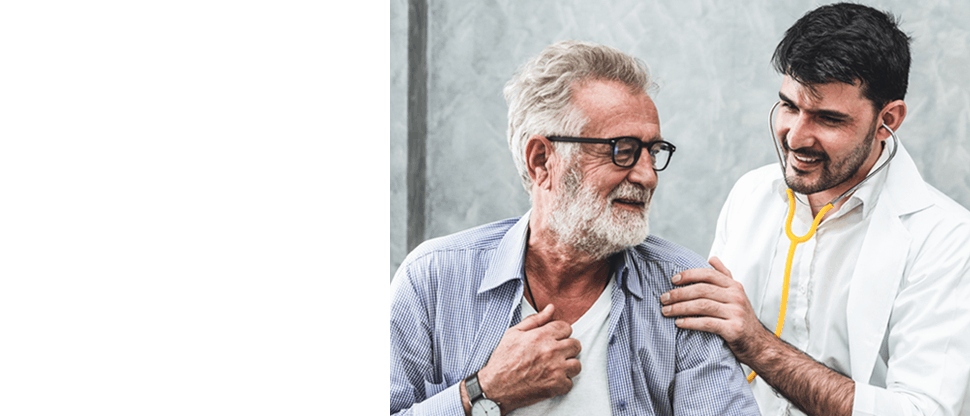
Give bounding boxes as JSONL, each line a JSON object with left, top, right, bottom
{"left": 547, "top": 166, "right": 651, "bottom": 260}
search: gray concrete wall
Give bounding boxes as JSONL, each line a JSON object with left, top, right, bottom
{"left": 391, "top": 0, "right": 409, "bottom": 279}
{"left": 391, "top": 0, "right": 970, "bottom": 280}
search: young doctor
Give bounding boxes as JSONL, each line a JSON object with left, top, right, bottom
{"left": 660, "top": 3, "right": 970, "bottom": 416}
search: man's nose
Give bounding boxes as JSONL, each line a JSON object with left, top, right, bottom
{"left": 627, "top": 151, "right": 658, "bottom": 189}
{"left": 782, "top": 113, "right": 816, "bottom": 150}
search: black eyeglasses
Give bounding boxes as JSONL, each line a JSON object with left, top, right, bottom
{"left": 546, "top": 136, "right": 676, "bottom": 171}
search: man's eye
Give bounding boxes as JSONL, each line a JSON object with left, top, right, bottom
{"left": 821, "top": 116, "right": 845, "bottom": 125}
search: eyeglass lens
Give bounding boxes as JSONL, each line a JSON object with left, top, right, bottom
{"left": 613, "top": 138, "right": 672, "bottom": 170}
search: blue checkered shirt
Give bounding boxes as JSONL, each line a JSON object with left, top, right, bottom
{"left": 390, "top": 213, "right": 758, "bottom": 415}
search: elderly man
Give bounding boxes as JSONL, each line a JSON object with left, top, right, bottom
{"left": 390, "top": 40, "right": 758, "bottom": 415}
{"left": 661, "top": 3, "right": 970, "bottom": 416}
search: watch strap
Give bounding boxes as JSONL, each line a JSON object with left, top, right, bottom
{"left": 465, "top": 371, "right": 485, "bottom": 402}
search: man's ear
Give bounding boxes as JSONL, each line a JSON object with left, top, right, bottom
{"left": 877, "top": 100, "right": 907, "bottom": 142}
{"left": 526, "top": 135, "right": 554, "bottom": 191}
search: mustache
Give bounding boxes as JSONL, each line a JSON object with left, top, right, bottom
{"left": 609, "top": 181, "right": 650, "bottom": 203}
{"left": 782, "top": 136, "right": 829, "bottom": 161}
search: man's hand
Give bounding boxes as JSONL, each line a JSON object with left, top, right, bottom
{"left": 473, "top": 303, "right": 581, "bottom": 414}
{"left": 661, "top": 257, "right": 856, "bottom": 415}
{"left": 659, "top": 256, "right": 770, "bottom": 362}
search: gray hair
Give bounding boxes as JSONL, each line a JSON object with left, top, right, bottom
{"left": 503, "top": 40, "right": 656, "bottom": 194}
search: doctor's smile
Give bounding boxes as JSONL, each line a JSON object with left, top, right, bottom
{"left": 786, "top": 145, "right": 828, "bottom": 169}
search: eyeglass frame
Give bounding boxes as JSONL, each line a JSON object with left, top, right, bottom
{"left": 545, "top": 136, "right": 677, "bottom": 171}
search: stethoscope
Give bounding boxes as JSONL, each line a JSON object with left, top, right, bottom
{"left": 747, "top": 101, "right": 899, "bottom": 383}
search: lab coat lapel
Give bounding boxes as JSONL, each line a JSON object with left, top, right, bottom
{"left": 846, "top": 142, "right": 926, "bottom": 381}
{"left": 846, "top": 198, "right": 909, "bottom": 381}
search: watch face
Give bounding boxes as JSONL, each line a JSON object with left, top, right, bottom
{"left": 471, "top": 399, "right": 500, "bottom": 416}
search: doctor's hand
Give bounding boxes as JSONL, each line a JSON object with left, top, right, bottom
{"left": 659, "top": 256, "right": 772, "bottom": 363}
{"left": 467, "top": 303, "right": 582, "bottom": 414}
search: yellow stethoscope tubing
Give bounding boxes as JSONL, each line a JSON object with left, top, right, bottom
{"left": 746, "top": 189, "right": 833, "bottom": 383}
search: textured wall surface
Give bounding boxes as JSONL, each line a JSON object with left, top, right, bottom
{"left": 390, "top": 0, "right": 970, "bottom": 280}
{"left": 390, "top": 0, "right": 408, "bottom": 279}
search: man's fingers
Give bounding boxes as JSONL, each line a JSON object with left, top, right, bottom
{"left": 661, "top": 282, "right": 727, "bottom": 306}
{"left": 671, "top": 267, "right": 718, "bottom": 286}
{"left": 708, "top": 256, "right": 733, "bottom": 279}
{"left": 514, "top": 303, "right": 555, "bottom": 331}
{"left": 662, "top": 297, "right": 728, "bottom": 319}
{"left": 671, "top": 266, "right": 735, "bottom": 288}
{"left": 537, "top": 319, "right": 573, "bottom": 340}
{"left": 564, "top": 358, "right": 582, "bottom": 379}
{"left": 557, "top": 337, "right": 582, "bottom": 358}
{"left": 673, "top": 315, "right": 725, "bottom": 334}
{"left": 514, "top": 304, "right": 574, "bottom": 340}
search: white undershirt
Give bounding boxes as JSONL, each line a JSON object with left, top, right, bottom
{"left": 511, "top": 275, "right": 614, "bottom": 416}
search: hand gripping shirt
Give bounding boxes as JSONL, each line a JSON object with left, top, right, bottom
{"left": 390, "top": 212, "right": 759, "bottom": 415}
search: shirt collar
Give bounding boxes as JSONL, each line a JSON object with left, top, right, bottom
{"left": 612, "top": 248, "right": 642, "bottom": 299}
{"left": 850, "top": 143, "right": 890, "bottom": 218}
{"left": 479, "top": 211, "right": 532, "bottom": 294}
{"left": 479, "top": 210, "right": 641, "bottom": 298}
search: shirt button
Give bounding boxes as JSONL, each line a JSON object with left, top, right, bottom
{"left": 609, "top": 336, "right": 616, "bottom": 345}
{"left": 617, "top": 400, "right": 627, "bottom": 411}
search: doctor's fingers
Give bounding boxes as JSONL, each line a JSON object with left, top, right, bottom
{"left": 707, "top": 256, "right": 734, "bottom": 279}
{"left": 660, "top": 296, "right": 736, "bottom": 320}
{"left": 661, "top": 280, "right": 747, "bottom": 307}
{"left": 671, "top": 313, "right": 743, "bottom": 342}
{"left": 670, "top": 303, "right": 764, "bottom": 349}
{"left": 672, "top": 267, "right": 736, "bottom": 288}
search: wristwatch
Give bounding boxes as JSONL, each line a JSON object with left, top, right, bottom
{"left": 465, "top": 371, "right": 500, "bottom": 416}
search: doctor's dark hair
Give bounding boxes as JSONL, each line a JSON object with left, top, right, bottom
{"left": 772, "top": 2, "right": 911, "bottom": 110}
{"left": 504, "top": 40, "right": 655, "bottom": 195}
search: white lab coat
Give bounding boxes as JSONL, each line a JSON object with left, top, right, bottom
{"left": 711, "top": 142, "right": 970, "bottom": 416}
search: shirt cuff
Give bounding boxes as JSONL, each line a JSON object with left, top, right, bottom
{"left": 851, "top": 383, "right": 877, "bottom": 416}
{"left": 852, "top": 382, "right": 927, "bottom": 416}
{"left": 405, "top": 382, "right": 464, "bottom": 416}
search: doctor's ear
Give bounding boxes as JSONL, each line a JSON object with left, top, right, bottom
{"left": 877, "top": 100, "right": 907, "bottom": 141}
{"left": 526, "top": 135, "right": 554, "bottom": 190}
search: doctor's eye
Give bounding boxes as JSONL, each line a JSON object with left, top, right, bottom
{"left": 819, "top": 115, "right": 846, "bottom": 126}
